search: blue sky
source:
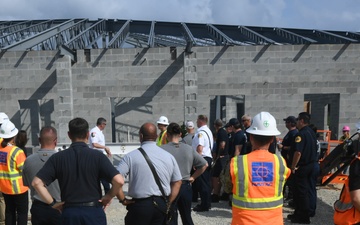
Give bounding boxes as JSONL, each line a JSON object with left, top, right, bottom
{"left": 1, "top": 0, "right": 359, "bottom": 31}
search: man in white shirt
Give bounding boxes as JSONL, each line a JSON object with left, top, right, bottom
{"left": 192, "top": 115, "right": 213, "bottom": 212}
{"left": 89, "top": 117, "right": 112, "bottom": 194}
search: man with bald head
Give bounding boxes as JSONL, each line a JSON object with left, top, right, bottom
{"left": 117, "top": 122, "right": 182, "bottom": 225}
{"left": 23, "top": 126, "right": 61, "bottom": 225}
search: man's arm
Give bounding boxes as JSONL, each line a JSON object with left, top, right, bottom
{"left": 168, "top": 180, "right": 181, "bottom": 205}
{"left": 291, "top": 151, "right": 301, "bottom": 173}
{"left": 189, "top": 163, "right": 208, "bottom": 183}
{"left": 350, "top": 189, "right": 360, "bottom": 211}
{"left": 32, "top": 176, "right": 63, "bottom": 210}
{"left": 196, "top": 145, "right": 203, "bottom": 155}
{"left": 234, "top": 145, "right": 243, "bottom": 156}
{"left": 92, "top": 143, "right": 112, "bottom": 157}
{"left": 100, "top": 174, "right": 124, "bottom": 209}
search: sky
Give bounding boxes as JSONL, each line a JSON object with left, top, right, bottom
{"left": 1, "top": 0, "right": 360, "bottom": 32}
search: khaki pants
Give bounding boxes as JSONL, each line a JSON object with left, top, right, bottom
{"left": 0, "top": 192, "right": 5, "bottom": 225}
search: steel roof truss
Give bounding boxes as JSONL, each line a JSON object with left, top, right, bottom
{"left": 314, "top": 30, "right": 358, "bottom": 43}
{"left": 147, "top": 21, "right": 155, "bottom": 48}
{"left": 207, "top": 24, "right": 235, "bottom": 45}
{"left": 238, "top": 26, "right": 276, "bottom": 45}
{"left": 274, "top": 28, "right": 317, "bottom": 44}
{"left": 107, "top": 20, "right": 131, "bottom": 48}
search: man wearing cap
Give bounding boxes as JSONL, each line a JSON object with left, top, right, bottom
{"left": 288, "top": 112, "right": 317, "bottom": 224}
{"left": 277, "top": 116, "right": 298, "bottom": 203}
{"left": 230, "top": 112, "right": 290, "bottom": 225}
{"left": 228, "top": 118, "right": 247, "bottom": 157}
{"left": 0, "top": 120, "right": 28, "bottom": 225}
{"left": 192, "top": 115, "right": 213, "bottom": 212}
{"left": 211, "top": 119, "right": 229, "bottom": 203}
{"left": 156, "top": 116, "right": 169, "bottom": 146}
{"left": 182, "top": 121, "right": 195, "bottom": 146}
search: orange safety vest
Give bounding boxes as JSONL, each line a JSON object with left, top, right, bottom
{"left": 334, "top": 158, "right": 360, "bottom": 225}
{"left": 230, "top": 150, "right": 290, "bottom": 225}
{"left": 0, "top": 145, "right": 28, "bottom": 194}
{"left": 156, "top": 130, "right": 168, "bottom": 146}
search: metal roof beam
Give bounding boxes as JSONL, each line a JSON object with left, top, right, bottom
{"left": 344, "top": 31, "right": 360, "bottom": 40}
{"left": 313, "top": 30, "right": 358, "bottom": 43}
{"left": 207, "top": 24, "right": 235, "bottom": 45}
{"left": 238, "top": 26, "right": 276, "bottom": 45}
{"left": 64, "top": 19, "right": 106, "bottom": 49}
{"left": 0, "top": 20, "right": 53, "bottom": 47}
{"left": 2, "top": 19, "right": 87, "bottom": 51}
{"left": 107, "top": 20, "right": 131, "bottom": 48}
{"left": 181, "top": 23, "right": 197, "bottom": 45}
{"left": 0, "top": 20, "right": 31, "bottom": 35}
{"left": 147, "top": 21, "right": 155, "bottom": 47}
{"left": 274, "top": 28, "right": 317, "bottom": 44}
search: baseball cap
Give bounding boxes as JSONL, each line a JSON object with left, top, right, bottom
{"left": 283, "top": 116, "right": 296, "bottom": 124}
{"left": 228, "top": 118, "right": 240, "bottom": 126}
{"left": 185, "top": 121, "right": 194, "bottom": 129}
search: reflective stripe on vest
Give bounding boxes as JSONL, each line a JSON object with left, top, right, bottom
{"left": 0, "top": 146, "right": 28, "bottom": 194}
{"left": 157, "top": 130, "right": 167, "bottom": 146}
{"left": 232, "top": 153, "right": 287, "bottom": 210}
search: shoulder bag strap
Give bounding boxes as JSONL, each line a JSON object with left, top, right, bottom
{"left": 200, "top": 130, "right": 212, "bottom": 149}
{"left": 138, "top": 147, "right": 167, "bottom": 201}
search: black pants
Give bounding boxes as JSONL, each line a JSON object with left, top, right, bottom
{"left": 125, "top": 196, "right": 166, "bottom": 225}
{"left": 31, "top": 200, "right": 61, "bottom": 225}
{"left": 197, "top": 157, "right": 212, "bottom": 209}
{"left": 293, "top": 163, "right": 313, "bottom": 220}
{"left": 169, "top": 181, "right": 193, "bottom": 225}
{"left": 3, "top": 191, "right": 28, "bottom": 225}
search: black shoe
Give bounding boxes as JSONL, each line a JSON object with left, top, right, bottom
{"left": 193, "top": 205, "right": 209, "bottom": 212}
{"left": 211, "top": 194, "right": 220, "bottom": 203}
{"left": 290, "top": 216, "right": 310, "bottom": 224}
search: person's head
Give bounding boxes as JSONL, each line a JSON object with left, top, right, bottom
{"left": 227, "top": 118, "right": 241, "bottom": 132}
{"left": 296, "top": 112, "right": 311, "bottom": 129}
{"left": 15, "top": 130, "right": 27, "bottom": 148}
{"left": 246, "top": 112, "right": 280, "bottom": 150}
{"left": 196, "top": 115, "right": 208, "bottom": 128}
{"left": 96, "top": 117, "right": 107, "bottom": 131}
{"left": 167, "top": 123, "right": 182, "bottom": 138}
{"left": 283, "top": 116, "right": 297, "bottom": 130}
{"left": 185, "top": 121, "right": 195, "bottom": 133}
{"left": 0, "top": 120, "right": 19, "bottom": 148}
{"left": 68, "top": 118, "right": 89, "bottom": 142}
{"left": 213, "top": 119, "right": 223, "bottom": 131}
{"left": 342, "top": 125, "right": 350, "bottom": 137}
{"left": 156, "top": 116, "right": 169, "bottom": 132}
{"left": 139, "top": 123, "right": 158, "bottom": 142}
{"left": 241, "top": 114, "right": 251, "bottom": 128}
{"left": 39, "top": 126, "right": 57, "bottom": 149}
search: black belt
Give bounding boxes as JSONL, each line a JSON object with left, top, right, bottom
{"left": 182, "top": 180, "right": 190, "bottom": 184}
{"left": 64, "top": 201, "right": 101, "bottom": 208}
{"left": 33, "top": 199, "right": 52, "bottom": 207}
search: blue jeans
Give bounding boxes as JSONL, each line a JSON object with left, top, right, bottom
{"left": 169, "top": 181, "right": 194, "bottom": 225}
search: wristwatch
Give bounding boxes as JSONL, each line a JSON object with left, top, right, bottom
{"left": 49, "top": 198, "right": 57, "bottom": 207}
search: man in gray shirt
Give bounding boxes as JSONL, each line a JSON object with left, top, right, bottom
{"left": 181, "top": 121, "right": 195, "bottom": 146}
{"left": 162, "top": 122, "right": 207, "bottom": 225}
{"left": 23, "top": 126, "right": 61, "bottom": 225}
{"left": 117, "top": 122, "right": 182, "bottom": 225}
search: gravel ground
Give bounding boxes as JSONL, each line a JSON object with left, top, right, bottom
{"left": 105, "top": 183, "right": 342, "bottom": 225}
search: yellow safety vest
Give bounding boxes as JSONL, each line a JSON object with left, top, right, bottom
{"left": 0, "top": 145, "right": 28, "bottom": 194}
{"left": 231, "top": 150, "right": 290, "bottom": 210}
{"left": 157, "top": 130, "right": 168, "bottom": 146}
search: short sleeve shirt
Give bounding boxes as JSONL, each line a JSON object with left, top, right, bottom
{"left": 192, "top": 125, "right": 213, "bottom": 158}
{"left": 89, "top": 126, "right": 106, "bottom": 154}
{"left": 216, "top": 128, "right": 229, "bottom": 156}
{"left": 294, "top": 126, "right": 317, "bottom": 166}
{"left": 233, "top": 130, "right": 247, "bottom": 155}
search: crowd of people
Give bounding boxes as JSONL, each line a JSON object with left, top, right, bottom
{"left": 0, "top": 111, "right": 359, "bottom": 225}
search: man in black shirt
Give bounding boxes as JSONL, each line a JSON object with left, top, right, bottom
{"left": 32, "top": 118, "right": 124, "bottom": 225}
{"left": 287, "top": 112, "right": 317, "bottom": 224}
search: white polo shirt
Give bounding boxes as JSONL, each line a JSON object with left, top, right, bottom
{"left": 89, "top": 126, "right": 106, "bottom": 154}
{"left": 192, "top": 125, "right": 213, "bottom": 158}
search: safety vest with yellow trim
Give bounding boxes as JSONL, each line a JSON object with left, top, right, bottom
{"left": 0, "top": 145, "right": 28, "bottom": 194}
{"left": 230, "top": 150, "right": 290, "bottom": 210}
{"left": 334, "top": 156, "right": 360, "bottom": 225}
{"left": 156, "top": 130, "right": 168, "bottom": 146}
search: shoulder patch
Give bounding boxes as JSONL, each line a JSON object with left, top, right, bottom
{"left": 198, "top": 133, "right": 203, "bottom": 138}
{"left": 295, "top": 136, "right": 301, "bottom": 143}
{"left": 91, "top": 132, "right": 96, "bottom": 138}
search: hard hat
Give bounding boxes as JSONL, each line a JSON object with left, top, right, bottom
{"left": 0, "top": 112, "right": 9, "bottom": 124}
{"left": 156, "top": 116, "right": 169, "bottom": 125}
{"left": 342, "top": 126, "right": 350, "bottom": 132}
{"left": 246, "top": 112, "right": 281, "bottom": 136}
{"left": 0, "top": 120, "right": 19, "bottom": 139}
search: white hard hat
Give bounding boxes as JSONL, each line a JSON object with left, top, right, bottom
{"left": 156, "top": 116, "right": 169, "bottom": 125}
{"left": 0, "top": 120, "right": 19, "bottom": 139}
{"left": 246, "top": 112, "right": 281, "bottom": 136}
{"left": 0, "top": 112, "right": 9, "bottom": 124}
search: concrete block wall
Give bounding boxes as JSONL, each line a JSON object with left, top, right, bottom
{"left": 0, "top": 43, "right": 359, "bottom": 145}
